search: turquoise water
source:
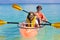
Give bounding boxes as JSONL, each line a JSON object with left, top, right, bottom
{"left": 0, "top": 4, "right": 60, "bottom": 40}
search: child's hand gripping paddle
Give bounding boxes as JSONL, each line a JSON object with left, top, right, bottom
{"left": 0, "top": 20, "right": 60, "bottom": 29}
{"left": 12, "top": 4, "right": 29, "bottom": 13}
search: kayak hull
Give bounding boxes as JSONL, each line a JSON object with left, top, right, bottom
{"left": 19, "top": 27, "right": 38, "bottom": 38}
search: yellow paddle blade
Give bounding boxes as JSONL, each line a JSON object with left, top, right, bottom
{"left": 51, "top": 22, "right": 60, "bottom": 28}
{"left": 12, "top": 4, "right": 22, "bottom": 10}
{"left": 0, "top": 20, "right": 7, "bottom": 26}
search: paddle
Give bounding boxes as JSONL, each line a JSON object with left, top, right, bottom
{"left": 12, "top": 4, "right": 51, "bottom": 23}
{"left": 0, "top": 20, "right": 60, "bottom": 28}
{"left": 12, "top": 4, "right": 29, "bottom": 13}
{"left": 0, "top": 20, "right": 19, "bottom": 26}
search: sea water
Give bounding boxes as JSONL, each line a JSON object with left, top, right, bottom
{"left": 0, "top": 4, "right": 60, "bottom": 40}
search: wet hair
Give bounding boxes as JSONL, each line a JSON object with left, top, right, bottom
{"left": 36, "top": 5, "right": 42, "bottom": 10}
{"left": 27, "top": 12, "right": 35, "bottom": 20}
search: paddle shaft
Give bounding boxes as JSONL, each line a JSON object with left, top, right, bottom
{"left": 7, "top": 22, "right": 19, "bottom": 24}
{"left": 7, "top": 22, "right": 51, "bottom": 25}
{"left": 22, "top": 10, "right": 29, "bottom": 13}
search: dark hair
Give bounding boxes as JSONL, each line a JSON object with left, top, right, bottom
{"left": 36, "top": 5, "right": 42, "bottom": 10}
{"left": 27, "top": 12, "right": 35, "bottom": 20}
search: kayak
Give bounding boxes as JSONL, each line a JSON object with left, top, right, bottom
{"left": 19, "top": 24, "right": 38, "bottom": 38}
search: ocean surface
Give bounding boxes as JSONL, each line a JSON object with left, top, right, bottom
{"left": 0, "top": 4, "right": 60, "bottom": 40}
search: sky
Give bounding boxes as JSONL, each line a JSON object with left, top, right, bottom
{"left": 0, "top": 0, "right": 60, "bottom": 4}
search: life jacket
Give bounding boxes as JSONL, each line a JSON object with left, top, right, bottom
{"left": 26, "top": 16, "right": 36, "bottom": 27}
{"left": 36, "top": 12, "right": 43, "bottom": 20}
{"left": 35, "top": 12, "right": 47, "bottom": 23}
